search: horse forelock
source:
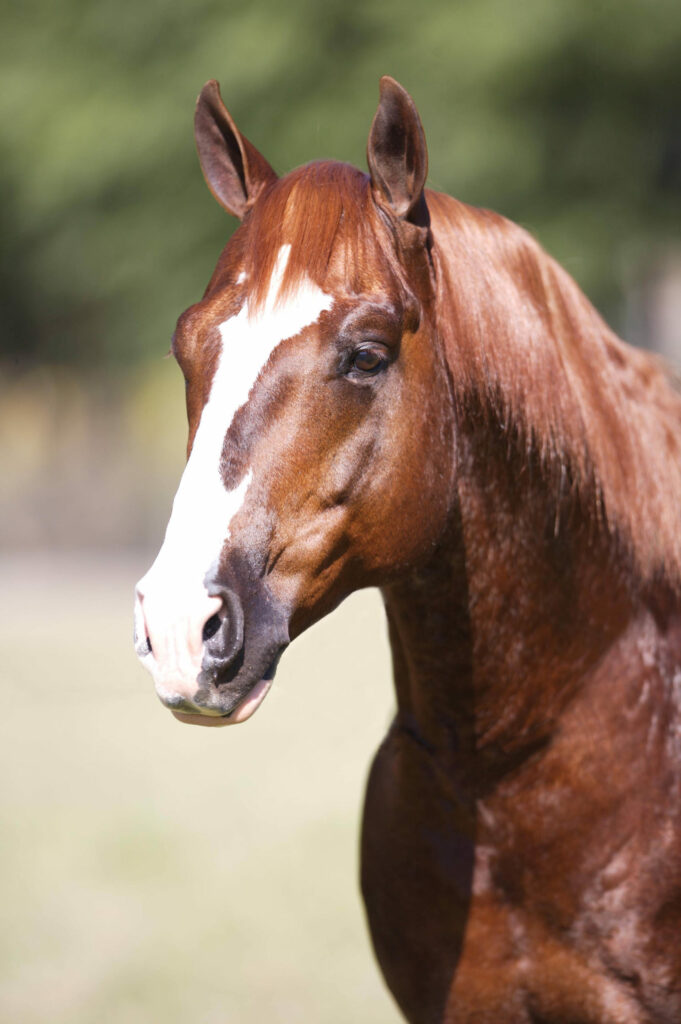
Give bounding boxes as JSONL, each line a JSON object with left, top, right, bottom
{"left": 427, "top": 191, "right": 681, "bottom": 585}
{"left": 240, "top": 161, "right": 401, "bottom": 311}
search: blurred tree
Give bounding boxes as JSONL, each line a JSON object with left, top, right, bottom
{"left": 1, "top": 0, "right": 679, "bottom": 367}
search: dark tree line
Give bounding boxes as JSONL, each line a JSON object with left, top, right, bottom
{"left": 2, "top": 0, "right": 679, "bottom": 367}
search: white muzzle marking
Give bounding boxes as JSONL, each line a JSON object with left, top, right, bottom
{"left": 135, "top": 244, "right": 333, "bottom": 707}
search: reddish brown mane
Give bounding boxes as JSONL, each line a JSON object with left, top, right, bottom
{"left": 425, "top": 190, "right": 681, "bottom": 586}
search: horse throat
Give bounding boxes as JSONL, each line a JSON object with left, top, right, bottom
{"left": 381, "top": 417, "right": 636, "bottom": 786}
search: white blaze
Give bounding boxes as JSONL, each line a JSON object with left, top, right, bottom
{"left": 135, "top": 244, "right": 333, "bottom": 703}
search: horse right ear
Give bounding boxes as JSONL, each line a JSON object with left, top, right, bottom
{"left": 367, "top": 76, "right": 429, "bottom": 227}
{"left": 194, "top": 81, "right": 278, "bottom": 220}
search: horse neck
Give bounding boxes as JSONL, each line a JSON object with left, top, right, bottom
{"left": 380, "top": 416, "right": 637, "bottom": 790}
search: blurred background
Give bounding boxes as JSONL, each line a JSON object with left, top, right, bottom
{"left": 1, "top": 0, "right": 680, "bottom": 1021}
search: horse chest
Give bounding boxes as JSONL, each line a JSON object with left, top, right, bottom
{"left": 360, "top": 720, "right": 681, "bottom": 1024}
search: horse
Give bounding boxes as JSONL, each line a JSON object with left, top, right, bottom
{"left": 134, "top": 76, "right": 681, "bottom": 1023}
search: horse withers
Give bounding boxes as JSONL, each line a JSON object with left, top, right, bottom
{"left": 134, "top": 77, "right": 681, "bottom": 1023}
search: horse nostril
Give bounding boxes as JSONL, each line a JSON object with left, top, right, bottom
{"left": 203, "top": 614, "right": 221, "bottom": 642}
{"left": 201, "top": 588, "right": 245, "bottom": 680}
{"left": 145, "top": 636, "right": 153, "bottom": 655}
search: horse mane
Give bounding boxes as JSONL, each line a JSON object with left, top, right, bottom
{"left": 427, "top": 190, "right": 681, "bottom": 586}
{"left": 239, "top": 161, "right": 681, "bottom": 586}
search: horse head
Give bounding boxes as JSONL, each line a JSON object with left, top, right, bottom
{"left": 134, "top": 78, "right": 455, "bottom": 725}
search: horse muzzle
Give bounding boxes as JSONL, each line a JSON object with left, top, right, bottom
{"left": 134, "top": 563, "right": 289, "bottom": 725}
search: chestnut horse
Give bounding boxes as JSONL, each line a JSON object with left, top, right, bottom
{"left": 134, "top": 78, "right": 681, "bottom": 1023}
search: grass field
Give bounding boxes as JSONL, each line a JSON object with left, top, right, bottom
{"left": 0, "top": 552, "right": 402, "bottom": 1024}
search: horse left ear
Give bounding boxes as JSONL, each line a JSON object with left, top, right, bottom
{"left": 194, "top": 80, "right": 278, "bottom": 219}
{"left": 367, "top": 76, "right": 429, "bottom": 225}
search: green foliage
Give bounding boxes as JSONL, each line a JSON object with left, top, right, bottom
{"left": 2, "top": 0, "right": 680, "bottom": 366}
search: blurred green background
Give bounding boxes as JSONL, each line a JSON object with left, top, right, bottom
{"left": 3, "top": 0, "right": 681, "bottom": 548}
{"left": 1, "top": 1, "right": 680, "bottom": 1021}
{"left": 3, "top": 0, "right": 681, "bottom": 373}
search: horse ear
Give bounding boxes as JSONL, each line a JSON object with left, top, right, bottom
{"left": 194, "top": 80, "right": 278, "bottom": 219}
{"left": 367, "top": 76, "right": 429, "bottom": 224}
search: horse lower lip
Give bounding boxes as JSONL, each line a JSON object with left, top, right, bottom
{"left": 171, "top": 710, "right": 232, "bottom": 727}
{"left": 171, "top": 677, "right": 273, "bottom": 726}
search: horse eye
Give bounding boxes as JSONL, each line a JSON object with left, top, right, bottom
{"left": 351, "top": 347, "right": 386, "bottom": 374}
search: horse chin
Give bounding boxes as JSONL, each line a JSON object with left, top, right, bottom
{"left": 170, "top": 677, "right": 273, "bottom": 727}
